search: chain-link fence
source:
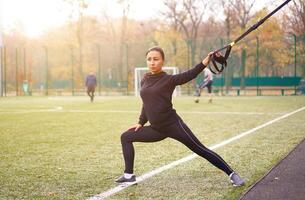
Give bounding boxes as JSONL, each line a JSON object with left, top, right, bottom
{"left": 1, "top": 34, "right": 304, "bottom": 96}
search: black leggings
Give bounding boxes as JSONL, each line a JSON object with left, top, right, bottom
{"left": 120, "top": 119, "right": 234, "bottom": 175}
{"left": 87, "top": 88, "right": 95, "bottom": 100}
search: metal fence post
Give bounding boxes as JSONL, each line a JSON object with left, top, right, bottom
{"left": 15, "top": 48, "right": 18, "bottom": 96}
{"left": 241, "top": 49, "right": 246, "bottom": 89}
{"left": 23, "top": 48, "right": 26, "bottom": 82}
{"left": 70, "top": 46, "right": 75, "bottom": 96}
{"left": 125, "top": 42, "right": 129, "bottom": 95}
{"left": 3, "top": 46, "right": 6, "bottom": 96}
{"left": 256, "top": 36, "right": 260, "bottom": 96}
{"left": 97, "top": 44, "right": 101, "bottom": 96}
{"left": 44, "top": 47, "right": 49, "bottom": 96}
{"left": 292, "top": 33, "right": 297, "bottom": 95}
{"left": 186, "top": 39, "right": 191, "bottom": 95}
{"left": 220, "top": 38, "right": 224, "bottom": 95}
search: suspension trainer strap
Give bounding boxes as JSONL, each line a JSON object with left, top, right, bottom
{"left": 210, "top": 0, "right": 292, "bottom": 74}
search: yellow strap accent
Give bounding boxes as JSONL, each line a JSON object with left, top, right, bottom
{"left": 230, "top": 42, "right": 235, "bottom": 47}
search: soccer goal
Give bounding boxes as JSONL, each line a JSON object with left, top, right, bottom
{"left": 134, "top": 67, "right": 180, "bottom": 96}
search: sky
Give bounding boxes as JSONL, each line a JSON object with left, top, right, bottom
{"left": 0, "top": 0, "right": 280, "bottom": 38}
{"left": 0, "top": 0, "right": 164, "bottom": 38}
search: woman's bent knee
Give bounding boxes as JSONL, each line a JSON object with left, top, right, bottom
{"left": 121, "top": 130, "right": 134, "bottom": 143}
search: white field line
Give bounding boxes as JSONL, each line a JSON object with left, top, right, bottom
{"left": 0, "top": 109, "right": 281, "bottom": 115}
{"left": 87, "top": 106, "right": 305, "bottom": 200}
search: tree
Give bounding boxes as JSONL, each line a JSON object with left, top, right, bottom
{"left": 248, "top": 8, "right": 288, "bottom": 77}
{"left": 117, "top": 0, "right": 130, "bottom": 86}
{"left": 63, "top": 0, "right": 89, "bottom": 88}
{"left": 219, "top": 0, "right": 234, "bottom": 42}
{"left": 3, "top": 23, "right": 29, "bottom": 93}
{"left": 227, "top": 0, "right": 256, "bottom": 88}
{"left": 282, "top": 0, "right": 305, "bottom": 77}
{"left": 162, "top": 0, "right": 208, "bottom": 66}
{"left": 217, "top": 0, "right": 235, "bottom": 91}
{"left": 161, "top": 0, "right": 182, "bottom": 57}
{"left": 283, "top": 0, "right": 305, "bottom": 35}
{"left": 217, "top": 0, "right": 255, "bottom": 89}
{"left": 153, "top": 25, "right": 188, "bottom": 67}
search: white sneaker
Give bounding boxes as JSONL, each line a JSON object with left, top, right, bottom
{"left": 115, "top": 175, "right": 136, "bottom": 183}
{"left": 230, "top": 172, "right": 245, "bottom": 187}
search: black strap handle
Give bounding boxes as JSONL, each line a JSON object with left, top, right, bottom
{"left": 208, "top": 0, "right": 292, "bottom": 74}
{"left": 210, "top": 45, "right": 232, "bottom": 74}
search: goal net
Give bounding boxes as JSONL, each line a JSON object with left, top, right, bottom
{"left": 134, "top": 67, "right": 180, "bottom": 96}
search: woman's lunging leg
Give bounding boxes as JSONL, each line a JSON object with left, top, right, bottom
{"left": 168, "top": 120, "right": 234, "bottom": 175}
{"left": 120, "top": 126, "right": 166, "bottom": 173}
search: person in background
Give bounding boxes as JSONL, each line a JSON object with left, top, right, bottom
{"left": 194, "top": 66, "right": 214, "bottom": 103}
{"left": 85, "top": 71, "right": 97, "bottom": 102}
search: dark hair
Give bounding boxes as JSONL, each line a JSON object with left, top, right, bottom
{"left": 146, "top": 46, "right": 165, "bottom": 60}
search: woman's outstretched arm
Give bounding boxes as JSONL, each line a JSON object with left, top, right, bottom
{"left": 170, "top": 52, "right": 213, "bottom": 86}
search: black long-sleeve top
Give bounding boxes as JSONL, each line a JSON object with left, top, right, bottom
{"left": 138, "top": 62, "right": 206, "bottom": 129}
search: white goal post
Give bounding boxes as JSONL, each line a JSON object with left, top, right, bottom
{"left": 134, "top": 67, "right": 180, "bottom": 96}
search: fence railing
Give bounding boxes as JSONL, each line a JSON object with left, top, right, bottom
{"left": 0, "top": 35, "right": 304, "bottom": 96}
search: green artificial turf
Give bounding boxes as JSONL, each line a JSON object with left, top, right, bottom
{"left": 0, "top": 96, "right": 304, "bottom": 200}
